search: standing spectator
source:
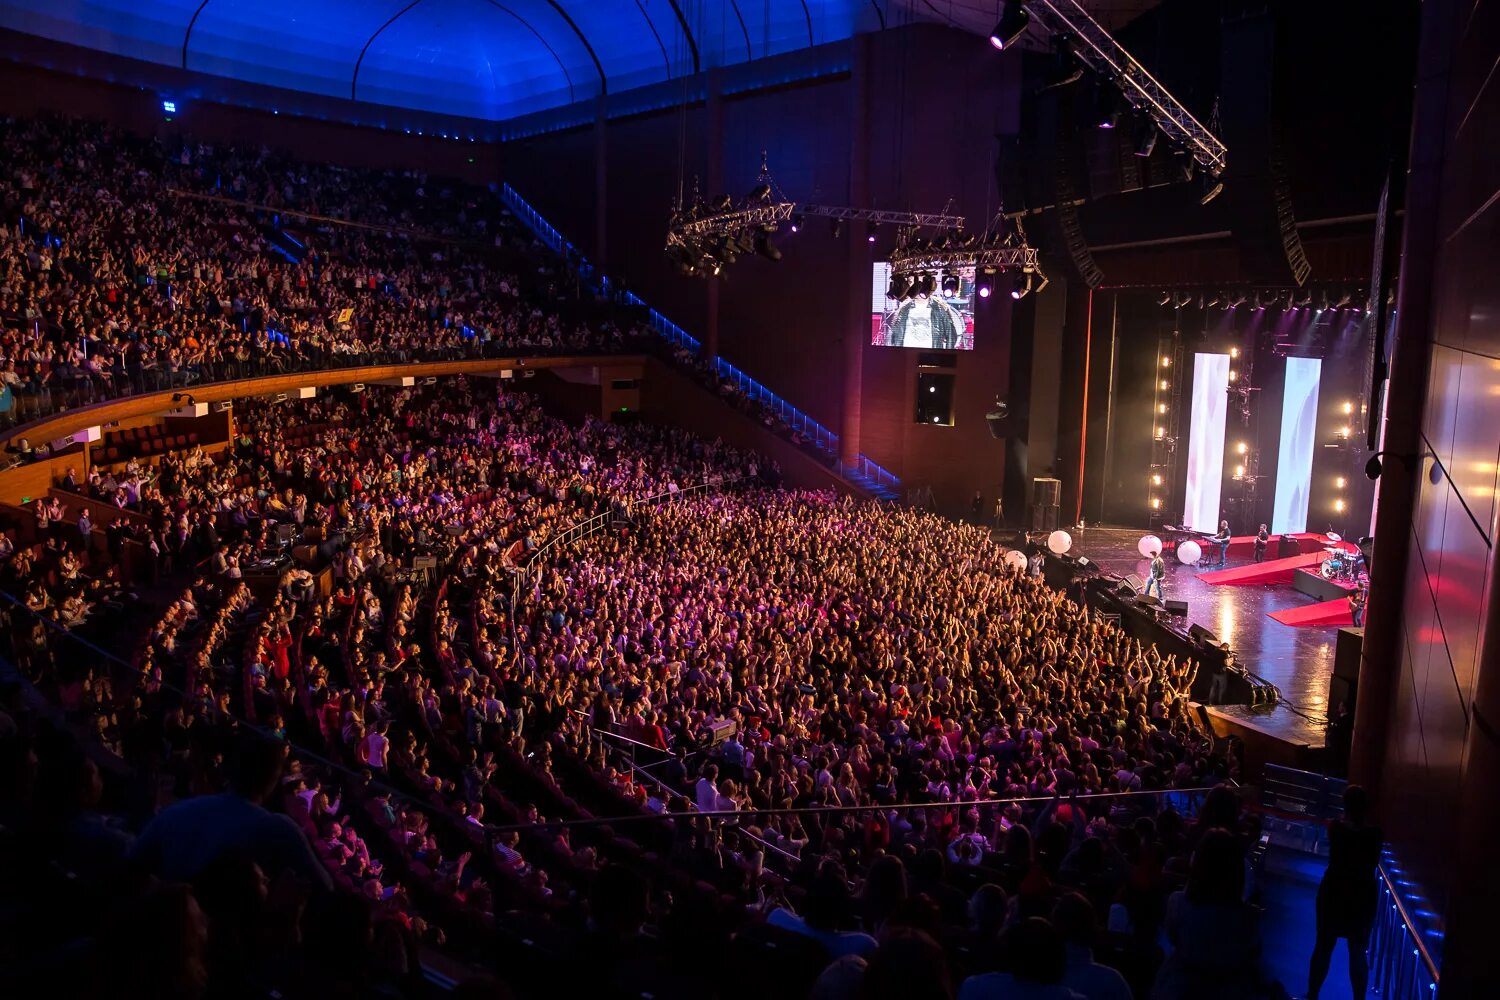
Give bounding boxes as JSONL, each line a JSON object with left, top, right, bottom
{"left": 1306, "top": 786, "right": 1381, "bottom": 1000}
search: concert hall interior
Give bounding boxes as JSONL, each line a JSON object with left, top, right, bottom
{"left": 0, "top": 1, "right": 1492, "bottom": 998}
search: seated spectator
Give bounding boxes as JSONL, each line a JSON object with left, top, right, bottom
{"left": 767, "top": 864, "right": 878, "bottom": 959}
{"left": 131, "top": 737, "right": 333, "bottom": 891}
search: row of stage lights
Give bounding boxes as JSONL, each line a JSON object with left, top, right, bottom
{"left": 1149, "top": 348, "right": 1362, "bottom": 516}
{"left": 1156, "top": 288, "right": 1370, "bottom": 312}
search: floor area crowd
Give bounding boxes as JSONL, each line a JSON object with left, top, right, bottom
{"left": 0, "top": 109, "right": 1336, "bottom": 1000}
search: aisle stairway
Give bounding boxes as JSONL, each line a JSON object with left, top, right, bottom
{"left": 499, "top": 184, "right": 902, "bottom": 502}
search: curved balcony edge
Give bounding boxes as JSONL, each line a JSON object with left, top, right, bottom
{"left": 0, "top": 354, "right": 648, "bottom": 452}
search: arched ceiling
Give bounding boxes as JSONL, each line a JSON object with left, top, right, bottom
{"left": 0, "top": 1, "right": 1157, "bottom": 122}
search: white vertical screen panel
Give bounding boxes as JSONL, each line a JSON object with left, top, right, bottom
{"left": 1271, "top": 356, "right": 1323, "bottom": 534}
{"left": 1184, "top": 353, "right": 1230, "bottom": 532}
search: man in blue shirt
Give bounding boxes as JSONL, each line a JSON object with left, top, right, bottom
{"left": 131, "top": 737, "right": 332, "bottom": 891}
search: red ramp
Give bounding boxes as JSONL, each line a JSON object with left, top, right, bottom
{"left": 1269, "top": 598, "right": 1354, "bottom": 627}
{"left": 1197, "top": 551, "right": 1328, "bottom": 586}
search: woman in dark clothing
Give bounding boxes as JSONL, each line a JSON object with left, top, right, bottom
{"left": 1307, "top": 784, "right": 1382, "bottom": 1000}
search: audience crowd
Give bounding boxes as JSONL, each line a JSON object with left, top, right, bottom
{"left": 0, "top": 111, "right": 1292, "bottom": 1000}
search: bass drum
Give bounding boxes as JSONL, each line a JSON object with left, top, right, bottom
{"left": 1320, "top": 559, "right": 1340, "bottom": 579}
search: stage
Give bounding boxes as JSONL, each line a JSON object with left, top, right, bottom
{"left": 1068, "top": 526, "right": 1340, "bottom": 750}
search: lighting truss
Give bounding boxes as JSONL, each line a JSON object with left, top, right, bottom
{"left": 671, "top": 201, "right": 795, "bottom": 238}
{"left": 889, "top": 243, "right": 1040, "bottom": 276}
{"left": 1023, "top": 0, "right": 1227, "bottom": 175}
{"left": 796, "top": 205, "right": 967, "bottom": 229}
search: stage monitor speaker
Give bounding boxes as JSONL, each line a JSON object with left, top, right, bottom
{"left": 1032, "top": 477, "right": 1062, "bottom": 507}
{"left": 1334, "top": 626, "right": 1363, "bottom": 681}
{"left": 1164, "top": 599, "right": 1189, "bottom": 616}
{"left": 1277, "top": 534, "right": 1301, "bottom": 558}
{"left": 1075, "top": 556, "right": 1092, "bottom": 570}
{"left": 1120, "top": 573, "right": 1145, "bottom": 595}
{"left": 1188, "top": 623, "right": 1220, "bottom": 645}
{"left": 1030, "top": 503, "right": 1060, "bottom": 532}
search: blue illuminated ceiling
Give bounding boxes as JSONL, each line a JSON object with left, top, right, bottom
{"left": 0, "top": 2, "right": 1155, "bottom": 122}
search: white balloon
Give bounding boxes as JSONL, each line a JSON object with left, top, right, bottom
{"left": 1138, "top": 534, "right": 1162, "bottom": 559}
{"left": 1047, "top": 530, "right": 1072, "bottom": 555}
{"left": 1003, "top": 549, "right": 1028, "bottom": 572}
{"left": 1177, "top": 540, "right": 1202, "bottom": 565}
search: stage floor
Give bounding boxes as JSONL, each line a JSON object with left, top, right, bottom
{"left": 1069, "top": 526, "right": 1334, "bottom": 749}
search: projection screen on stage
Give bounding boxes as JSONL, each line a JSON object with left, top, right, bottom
{"left": 1271, "top": 356, "right": 1323, "bottom": 534}
{"left": 1184, "top": 353, "right": 1230, "bottom": 532}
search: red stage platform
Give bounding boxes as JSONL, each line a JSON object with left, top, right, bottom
{"left": 1268, "top": 598, "right": 1355, "bottom": 627}
{"left": 1195, "top": 536, "right": 1356, "bottom": 586}
{"left": 1197, "top": 551, "right": 1330, "bottom": 586}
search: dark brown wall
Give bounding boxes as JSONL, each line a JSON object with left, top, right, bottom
{"left": 1358, "top": 0, "right": 1500, "bottom": 992}
{"left": 504, "top": 24, "right": 1024, "bottom": 516}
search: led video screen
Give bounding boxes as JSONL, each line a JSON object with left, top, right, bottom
{"left": 871, "top": 263, "right": 976, "bottom": 350}
{"left": 1184, "top": 352, "right": 1230, "bottom": 532}
{"left": 1271, "top": 356, "right": 1323, "bottom": 535}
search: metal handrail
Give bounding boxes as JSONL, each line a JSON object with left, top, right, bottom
{"left": 1372, "top": 857, "right": 1441, "bottom": 998}
{"left": 481, "top": 784, "right": 1228, "bottom": 834}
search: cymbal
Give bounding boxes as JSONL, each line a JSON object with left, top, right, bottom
{"left": 1326, "top": 531, "right": 1343, "bottom": 542}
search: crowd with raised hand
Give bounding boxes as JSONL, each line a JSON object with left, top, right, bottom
{"left": 0, "top": 113, "right": 640, "bottom": 415}
{"left": 0, "top": 108, "right": 1283, "bottom": 1000}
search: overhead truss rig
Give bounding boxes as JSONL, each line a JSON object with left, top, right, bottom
{"left": 796, "top": 204, "right": 968, "bottom": 229}
{"left": 888, "top": 243, "right": 1041, "bottom": 277}
{"left": 1024, "top": 0, "right": 1227, "bottom": 175}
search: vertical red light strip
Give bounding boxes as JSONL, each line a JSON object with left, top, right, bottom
{"left": 1077, "top": 287, "right": 1092, "bottom": 522}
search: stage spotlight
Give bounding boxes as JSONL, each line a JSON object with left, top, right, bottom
{"left": 1230, "top": 347, "right": 1240, "bottom": 359}
{"left": 753, "top": 226, "right": 781, "bottom": 261}
{"left": 1160, "top": 379, "right": 1169, "bottom": 391}
{"left": 1336, "top": 290, "right": 1352, "bottom": 307}
{"left": 1158, "top": 291, "right": 1172, "bottom": 306}
{"left": 1342, "top": 401, "right": 1354, "bottom": 415}
{"left": 1160, "top": 356, "right": 1171, "bottom": 368}
{"left": 868, "top": 223, "right": 878, "bottom": 244}
{"left": 746, "top": 182, "right": 771, "bottom": 202}
{"left": 1236, "top": 442, "right": 1249, "bottom": 455}
{"left": 1011, "top": 273, "right": 1033, "bottom": 299}
{"left": 1336, "top": 476, "right": 1347, "bottom": 489}
{"left": 790, "top": 214, "right": 802, "bottom": 233}
{"left": 989, "top": 2, "right": 1030, "bottom": 50}
{"left": 830, "top": 218, "right": 843, "bottom": 238}
{"left": 941, "top": 274, "right": 960, "bottom": 296}
{"left": 1335, "top": 499, "right": 1347, "bottom": 513}
{"left": 977, "top": 284, "right": 991, "bottom": 298}
{"left": 1135, "top": 124, "right": 1158, "bottom": 157}
{"left": 1152, "top": 474, "right": 1162, "bottom": 486}
{"left": 1151, "top": 497, "right": 1162, "bottom": 510}
{"left": 1035, "top": 273, "right": 1049, "bottom": 294}
{"left": 1199, "top": 177, "right": 1224, "bottom": 205}
{"left": 1157, "top": 403, "right": 1167, "bottom": 414}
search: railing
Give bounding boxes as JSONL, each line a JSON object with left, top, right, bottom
{"left": 0, "top": 336, "right": 641, "bottom": 431}
{"left": 497, "top": 183, "right": 900, "bottom": 494}
{"left": 1372, "top": 851, "right": 1442, "bottom": 999}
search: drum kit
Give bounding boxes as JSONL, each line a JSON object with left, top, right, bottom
{"left": 1320, "top": 532, "right": 1358, "bottom": 581}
